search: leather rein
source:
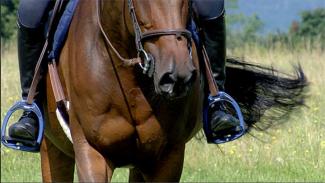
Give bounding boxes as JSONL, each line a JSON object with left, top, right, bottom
{"left": 97, "top": 0, "right": 192, "bottom": 77}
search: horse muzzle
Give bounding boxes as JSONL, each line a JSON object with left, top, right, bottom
{"left": 156, "top": 62, "right": 197, "bottom": 99}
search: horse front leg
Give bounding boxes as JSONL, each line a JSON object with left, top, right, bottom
{"left": 69, "top": 113, "right": 113, "bottom": 182}
{"left": 74, "top": 141, "right": 113, "bottom": 182}
{"left": 139, "top": 143, "right": 186, "bottom": 182}
{"left": 40, "top": 136, "right": 75, "bottom": 182}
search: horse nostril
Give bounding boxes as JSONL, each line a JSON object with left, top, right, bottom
{"left": 159, "top": 73, "right": 176, "bottom": 93}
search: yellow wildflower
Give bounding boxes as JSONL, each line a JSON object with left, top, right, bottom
{"left": 320, "top": 141, "right": 325, "bottom": 149}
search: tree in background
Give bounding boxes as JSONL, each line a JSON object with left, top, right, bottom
{"left": 270, "top": 8, "right": 325, "bottom": 49}
{"left": 1, "top": 0, "right": 19, "bottom": 43}
{"left": 240, "top": 14, "right": 264, "bottom": 41}
{"left": 225, "top": 0, "right": 264, "bottom": 48}
{"left": 226, "top": 1, "right": 324, "bottom": 50}
{"left": 290, "top": 8, "right": 325, "bottom": 40}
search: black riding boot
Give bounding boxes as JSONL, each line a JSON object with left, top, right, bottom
{"left": 201, "top": 14, "right": 242, "bottom": 140}
{"left": 201, "top": 14, "right": 226, "bottom": 90}
{"left": 8, "top": 22, "right": 44, "bottom": 141}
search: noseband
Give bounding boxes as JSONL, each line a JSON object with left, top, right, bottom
{"left": 128, "top": 0, "right": 192, "bottom": 76}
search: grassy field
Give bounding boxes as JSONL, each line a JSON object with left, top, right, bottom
{"left": 1, "top": 43, "right": 325, "bottom": 182}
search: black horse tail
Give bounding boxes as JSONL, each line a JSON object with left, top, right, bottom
{"left": 225, "top": 58, "right": 308, "bottom": 132}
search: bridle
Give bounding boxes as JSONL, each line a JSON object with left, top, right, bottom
{"left": 128, "top": 0, "right": 192, "bottom": 76}
{"left": 97, "top": 0, "right": 193, "bottom": 77}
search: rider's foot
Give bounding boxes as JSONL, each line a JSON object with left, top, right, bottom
{"left": 210, "top": 110, "right": 241, "bottom": 139}
{"left": 8, "top": 111, "right": 38, "bottom": 141}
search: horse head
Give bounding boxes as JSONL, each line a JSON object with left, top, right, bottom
{"left": 127, "top": 0, "right": 196, "bottom": 99}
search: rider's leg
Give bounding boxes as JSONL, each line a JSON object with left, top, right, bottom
{"left": 8, "top": 0, "right": 51, "bottom": 141}
{"left": 192, "top": 0, "right": 225, "bottom": 89}
{"left": 201, "top": 14, "right": 226, "bottom": 90}
{"left": 193, "top": 0, "right": 242, "bottom": 138}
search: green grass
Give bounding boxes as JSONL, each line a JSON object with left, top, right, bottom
{"left": 1, "top": 43, "right": 325, "bottom": 182}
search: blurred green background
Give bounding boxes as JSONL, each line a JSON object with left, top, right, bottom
{"left": 1, "top": 0, "right": 325, "bottom": 182}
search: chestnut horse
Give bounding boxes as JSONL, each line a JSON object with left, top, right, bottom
{"left": 42, "top": 0, "right": 202, "bottom": 182}
{"left": 40, "top": 0, "right": 307, "bottom": 182}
